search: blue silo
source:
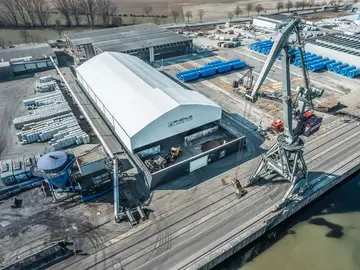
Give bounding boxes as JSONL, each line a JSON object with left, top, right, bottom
{"left": 36, "top": 151, "right": 75, "bottom": 189}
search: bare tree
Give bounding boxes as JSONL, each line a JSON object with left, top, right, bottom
{"left": 130, "top": 15, "right": 137, "bottom": 24}
{"left": 245, "top": 3, "right": 253, "bottom": 17}
{"left": 0, "top": 37, "right": 5, "bottom": 47}
{"left": 300, "top": 0, "right": 308, "bottom": 9}
{"left": 31, "top": 34, "right": 41, "bottom": 43}
{"left": 0, "top": 10, "right": 12, "bottom": 26}
{"left": 285, "top": 0, "right": 294, "bottom": 10}
{"left": 234, "top": 5, "right": 242, "bottom": 17}
{"left": 55, "top": 18, "right": 63, "bottom": 38}
{"left": 322, "top": 0, "right": 327, "bottom": 5}
{"left": 80, "top": 0, "right": 96, "bottom": 28}
{"left": 14, "top": 0, "right": 30, "bottom": 26}
{"left": 69, "top": 0, "right": 82, "bottom": 26}
{"left": 329, "top": 0, "right": 336, "bottom": 5}
{"left": 53, "top": 0, "right": 72, "bottom": 26}
{"left": 227, "top": 11, "right": 234, "bottom": 22}
{"left": 255, "top": 3, "right": 264, "bottom": 15}
{"left": 276, "top": 1, "right": 284, "bottom": 11}
{"left": 32, "top": 0, "right": 50, "bottom": 27}
{"left": 171, "top": 10, "right": 179, "bottom": 23}
{"left": 153, "top": 15, "right": 161, "bottom": 24}
{"left": 143, "top": 5, "right": 152, "bottom": 16}
{"left": 353, "top": 0, "right": 358, "bottom": 4}
{"left": 96, "top": 0, "right": 116, "bottom": 26}
{"left": 197, "top": 9, "right": 205, "bottom": 22}
{"left": 20, "top": 29, "right": 31, "bottom": 43}
{"left": 0, "top": 0, "right": 19, "bottom": 26}
{"left": 308, "top": 0, "right": 315, "bottom": 7}
{"left": 185, "top": 10, "right": 192, "bottom": 23}
{"left": 22, "top": 0, "right": 38, "bottom": 26}
{"left": 113, "top": 16, "right": 121, "bottom": 26}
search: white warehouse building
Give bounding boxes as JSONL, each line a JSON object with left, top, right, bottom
{"left": 76, "top": 52, "right": 222, "bottom": 153}
{"left": 253, "top": 14, "right": 293, "bottom": 30}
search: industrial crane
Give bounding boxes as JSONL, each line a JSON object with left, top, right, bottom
{"left": 244, "top": 18, "right": 324, "bottom": 205}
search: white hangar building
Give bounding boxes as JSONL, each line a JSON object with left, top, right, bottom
{"left": 76, "top": 52, "right": 222, "bottom": 153}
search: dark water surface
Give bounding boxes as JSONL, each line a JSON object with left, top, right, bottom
{"left": 217, "top": 174, "right": 360, "bottom": 270}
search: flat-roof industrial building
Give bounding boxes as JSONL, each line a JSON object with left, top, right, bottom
{"left": 75, "top": 51, "right": 247, "bottom": 189}
{"left": 76, "top": 51, "right": 222, "bottom": 153}
{"left": 0, "top": 43, "right": 56, "bottom": 80}
{"left": 252, "top": 14, "right": 293, "bottom": 30}
{"left": 305, "top": 33, "right": 360, "bottom": 67}
{"left": 65, "top": 24, "right": 193, "bottom": 63}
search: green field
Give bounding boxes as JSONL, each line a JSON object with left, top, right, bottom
{"left": 0, "top": 28, "right": 90, "bottom": 45}
{"left": 0, "top": 15, "right": 175, "bottom": 45}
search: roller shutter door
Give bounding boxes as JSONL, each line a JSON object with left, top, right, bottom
{"left": 189, "top": 155, "right": 208, "bottom": 172}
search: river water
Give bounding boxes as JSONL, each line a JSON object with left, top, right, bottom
{"left": 217, "top": 174, "right": 360, "bottom": 270}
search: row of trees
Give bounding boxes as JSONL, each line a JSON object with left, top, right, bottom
{"left": 53, "top": 0, "right": 116, "bottom": 27}
{"left": 0, "top": 0, "right": 355, "bottom": 29}
{"left": 0, "top": 0, "right": 117, "bottom": 27}
{"left": 183, "top": 4, "right": 263, "bottom": 24}
{"left": 225, "top": 4, "right": 265, "bottom": 21}
{"left": 0, "top": 0, "right": 50, "bottom": 27}
{"left": 183, "top": 9, "right": 205, "bottom": 23}
{"left": 275, "top": 0, "right": 345, "bottom": 12}
{"left": 219, "top": 0, "right": 351, "bottom": 23}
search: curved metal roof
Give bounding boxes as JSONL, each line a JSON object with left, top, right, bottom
{"left": 76, "top": 52, "right": 221, "bottom": 138}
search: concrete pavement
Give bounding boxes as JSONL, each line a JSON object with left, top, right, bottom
{"left": 50, "top": 114, "right": 360, "bottom": 270}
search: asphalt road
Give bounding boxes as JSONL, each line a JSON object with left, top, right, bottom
{"left": 50, "top": 116, "right": 360, "bottom": 270}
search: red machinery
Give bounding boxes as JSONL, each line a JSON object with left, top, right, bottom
{"left": 302, "top": 111, "right": 322, "bottom": 137}
{"left": 271, "top": 119, "right": 284, "bottom": 133}
{"left": 177, "top": 25, "right": 191, "bottom": 34}
{"left": 269, "top": 111, "right": 322, "bottom": 136}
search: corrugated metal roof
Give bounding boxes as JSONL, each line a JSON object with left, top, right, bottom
{"left": 66, "top": 23, "right": 191, "bottom": 52}
{"left": 307, "top": 33, "right": 360, "bottom": 56}
{"left": 257, "top": 14, "right": 293, "bottom": 22}
{"left": 76, "top": 52, "right": 220, "bottom": 138}
{"left": 0, "top": 43, "right": 55, "bottom": 62}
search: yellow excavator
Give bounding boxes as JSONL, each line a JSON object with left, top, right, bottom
{"left": 165, "top": 147, "right": 182, "bottom": 163}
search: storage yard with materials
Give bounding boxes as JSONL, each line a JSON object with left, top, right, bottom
{"left": 2, "top": 9, "right": 360, "bottom": 270}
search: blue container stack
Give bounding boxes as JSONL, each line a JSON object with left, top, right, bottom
{"left": 340, "top": 66, "right": 356, "bottom": 76}
{"left": 176, "top": 69, "right": 200, "bottom": 82}
{"left": 347, "top": 68, "right": 360, "bottom": 78}
{"left": 176, "top": 69, "right": 199, "bottom": 82}
{"left": 176, "top": 58, "right": 247, "bottom": 82}
{"left": 248, "top": 40, "right": 274, "bottom": 56}
{"left": 334, "top": 63, "right": 349, "bottom": 74}
{"left": 206, "top": 60, "right": 223, "bottom": 67}
{"left": 229, "top": 59, "right": 247, "bottom": 69}
{"left": 197, "top": 66, "right": 216, "bottom": 77}
{"left": 215, "top": 63, "right": 232, "bottom": 73}
{"left": 248, "top": 40, "right": 360, "bottom": 78}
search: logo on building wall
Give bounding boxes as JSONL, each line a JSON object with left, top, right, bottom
{"left": 168, "top": 115, "right": 193, "bottom": 128}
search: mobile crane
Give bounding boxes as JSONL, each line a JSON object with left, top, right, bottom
{"left": 243, "top": 18, "right": 324, "bottom": 205}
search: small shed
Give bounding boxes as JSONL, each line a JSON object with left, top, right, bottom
{"left": 69, "top": 144, "right": 108, "bottom": 176}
